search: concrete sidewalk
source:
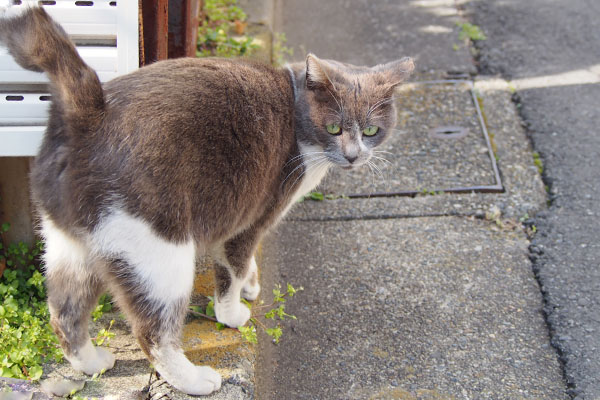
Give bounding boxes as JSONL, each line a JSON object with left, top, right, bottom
{"left": 258, "top": 0, "right": 569, "bottom": 399}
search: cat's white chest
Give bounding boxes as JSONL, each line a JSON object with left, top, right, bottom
{"left": 281, "top": 144, "right": 330, "bottom": 217}
{"left": 290, "top": 161, "right": 330, "bottom": 204}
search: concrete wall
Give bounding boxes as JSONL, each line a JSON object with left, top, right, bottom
{"left": 0, "top": 157, "right": 35, "bottom": 245}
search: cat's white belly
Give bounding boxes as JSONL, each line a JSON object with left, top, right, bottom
{"left": 91, "top": 208, "right": 196, "bottom": 304}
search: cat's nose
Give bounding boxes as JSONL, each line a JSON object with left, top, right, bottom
{"left": 345, "top": 154, "right": 358, "bottom": 164}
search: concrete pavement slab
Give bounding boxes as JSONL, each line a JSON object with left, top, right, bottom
{"left": 257, "top": 217, "right": 567, "bottom": 399}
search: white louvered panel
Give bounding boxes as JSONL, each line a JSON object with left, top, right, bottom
{"left": 16, "top": 0, "right": 118, "bottom": 39}
{"left": 0, "top": 46, "right": 119, "bottom": 84}
{"left": 0, "top": 93, "right": 51, "bottom": 126}
{"left": 0, "top": 126, "right": 45, "bottom": 156}
{"left": 0, "top": 0, "right": 139, "bottom": 156}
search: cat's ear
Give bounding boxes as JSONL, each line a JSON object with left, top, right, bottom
{"left": 373, "top": 57, "right": 415, "bottom": 87}
{"left": 305, "top": 53, "right": 335, "bottom": 91}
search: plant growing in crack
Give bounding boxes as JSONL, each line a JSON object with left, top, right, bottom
{"left": 457, "top": 22, "right": 487, "bottom": 42}
{"left": 188, "top": 283, "right": 303, "bottom": 344}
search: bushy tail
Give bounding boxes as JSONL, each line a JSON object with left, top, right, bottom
{"left": 0, "top": 6, "right": 105, "bottom": 131}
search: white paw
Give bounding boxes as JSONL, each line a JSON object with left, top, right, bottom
{"left": 242, "top": 281, "right": 260, "bottom": 301}
{"left": 215, "top": 300, "right": 251, "bottom": 328}
{"left": 152, "top": 346, "right": 222, "bottom": 396}
{"left": 170, "top": 365, "right": 222, "bottom": 396}
{"left": 69, "top": 342, "right": 115, "bottom": 375}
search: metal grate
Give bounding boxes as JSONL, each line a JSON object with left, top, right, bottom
{"left": 320, "top": 80, "right": 503, "bottom": 197}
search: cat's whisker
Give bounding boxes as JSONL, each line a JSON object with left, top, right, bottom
{"left": 368, "top": 158, "right": 384, "bottom": 177}
{"left": 287, "top": 157, "right": 329, "bottom": 191}
{"left": 282, "top": 158, "right": 317, "bottom": 186}
{"left": 282, "top": 152, "right": 327, "bottom": 187}
{"left": 325, "top": 107, "right": 342, "bottom": 117}
{"left": 366, "top": 160, "right": 377, "bottom": 190}
{"left": 371, "top": 155, "right": 392, "bottom": 165}
{"left": 326, "top": 88, "right": 345, "bottom": 117}
{"left": 284, "top": 151, "right": 328, "bottom": 168}
{"left": 369, "top": 158, "right": 385, "bottom": 180}
{"left": 366, "top": 96, "right": 400, "bottom": 119}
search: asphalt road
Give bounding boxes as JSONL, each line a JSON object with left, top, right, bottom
{"left": 467, "top": 1, "right": 600, "bottom": 398}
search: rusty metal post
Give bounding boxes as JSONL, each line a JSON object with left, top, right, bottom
{"left": 141, "top": 0, "right": 169, "bottom": 65}
{"left": 168, "top": 0, "right": 200, "bottom": 58}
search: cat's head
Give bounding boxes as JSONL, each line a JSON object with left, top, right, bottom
{"left": 296, "top": 54, "right": 414, "bottom": 169}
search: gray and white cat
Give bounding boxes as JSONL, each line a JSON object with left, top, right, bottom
{"left": 0, "top": 6, "right": 413, "bottom": 396}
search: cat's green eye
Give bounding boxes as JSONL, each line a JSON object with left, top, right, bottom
{"left": 326, "top": 124, "right": 341, "bottom": 135}
{"left": 363, "top": 125, "right": 379, "bottom": 136}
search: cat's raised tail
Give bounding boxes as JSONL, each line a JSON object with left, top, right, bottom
{"left": 0, "top": 6, "right": 105, "bottom": 132}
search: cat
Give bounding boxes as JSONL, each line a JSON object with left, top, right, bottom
{"left": 0, "top": 5, "right": 413, "bottom": 396}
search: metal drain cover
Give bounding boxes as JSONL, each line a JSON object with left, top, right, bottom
{"left": 320, "top": 80, "right": 502, "bottom": 197}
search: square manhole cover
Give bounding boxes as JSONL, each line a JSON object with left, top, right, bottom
{"left": 320, "top": 80, "right": 502, "bottom": 197}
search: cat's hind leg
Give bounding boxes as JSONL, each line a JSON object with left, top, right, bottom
{"left": 41, "top": 216, "right": 115, "bottom": 375}
{"left": 93, "top": 210, "right": 221, "bottom": 395}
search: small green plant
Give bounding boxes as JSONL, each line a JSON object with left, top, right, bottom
{"left": 307, "top": 191, "right": 324, "bottom": 201}
{"left": 189, "top": 283, "right": 303, "bottom": 344}
{"left": 0, "top": 226, "right": 63, "bottom": 381}
{"left": 93, "top": 319, "right": 115, "bottom": 347}
{"left": 532, "top": 151, "right": 543, "bottom": 174}
{"left": 457, "top": 22, "right": 487, "bottom": 41}
{"left": 245, "top": 283, "right": 300, "bottom": 344}
{"left": 197, "top": 0, "right": 259, "bottom": 58}
{"left": 419, "top": 189, "right": 444, "bottom": 196}
{"left": 300, "top": 191, "right": 349, "bottom": 202}
{"left": 272, "top": 32, "right": 294, "bottom": 67}
{"left": 91, "top": 293, "right": 113, "bottom": 322}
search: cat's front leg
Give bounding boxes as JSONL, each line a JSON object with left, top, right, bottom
{"left": 213, "top": 262, "right": 252, "bottom": 328}
{"left": 211, "top": 235, "right": 261, "bottom": 328}
{"left": 241, "top": 255, "right": 261, "bottom": 301}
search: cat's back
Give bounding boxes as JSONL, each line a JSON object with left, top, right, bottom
{"left": 33, "top": 56, "right": 297, "bottom": 240}
{"left": 104, "top": 57, "right": 291, "bottom": 126}
{"left": 96, "top": 57, "right": 295, "bottom": 162}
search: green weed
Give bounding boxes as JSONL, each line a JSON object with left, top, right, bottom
{"left": 197, "top": 0, "right": 259, "bottom": 58}
{"left": 189, "top": 283, "right": 303, "bottom": 345}
{"left": 0, "top": 226, "right": 63, "bottom": 381}
{"left": 91, "top": 293, "right": 113, "bottom": 322}
{"left": 272, "top": 32, "right": 294, "bottom": 67}
{"left": 457, "top": 22, "right": 487, "bottom": 41}
{"left": 532, "top": 151, "right": 543, "bottom": 174}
